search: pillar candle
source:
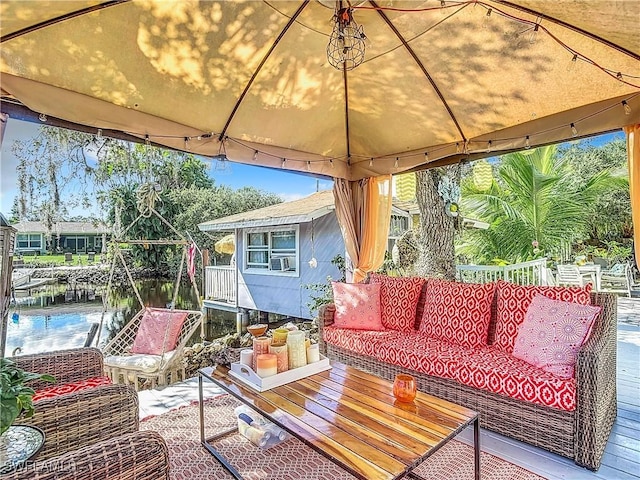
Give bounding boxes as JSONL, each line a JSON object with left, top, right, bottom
{"left": 256, "top": 353, "right": 278, "bottom": 378}
{"left": 252, "top": 336, "right": 271, "bottom": 372}
{"left": 240, "top": 349, "right": 253, "bottom": 367}
{"left": 269, "top": 343, "right": 289, "bottom": 373}
{"left": 272, "top": 328, "right": 289, "bottom": 345}
{"left": 287, "top": 330, "right": 307, "bottom": 369}
{"left": 306, "top": 343, "right": 320, "bottom": 363}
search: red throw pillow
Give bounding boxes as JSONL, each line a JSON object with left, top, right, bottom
{"left": 32, "top": 376, "right": 112, "bottom": 402}
{"left": 493, "top": 280, "right": 592, "bottom": 353}
{"left": 131, "top": 308, "right": 189, "bottom": 355}
{"left": 418, "top": 279, "right": 496, "bottom": 349}
{"left": 512, "top": 294, "right": 601, "bottom": 378}
{"left": 332, "top": 282, "right": 383, "bottom": 330}
{"left": 369, "top": 273, "right": 425, "bottom": 332}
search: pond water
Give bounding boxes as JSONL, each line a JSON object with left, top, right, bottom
{"left": 6, "top": 280, "right": 236, "bottom": 356}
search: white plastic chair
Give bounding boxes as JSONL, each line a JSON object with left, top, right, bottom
{"left": 600, "top": 262, "right": 633, "bottom": 297}
{"left": 556, "top": 264, "right": 596, "bottom": 288}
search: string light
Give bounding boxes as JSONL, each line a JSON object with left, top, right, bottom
{"left": 617, "top": 72, "right": 623, "bottom": 82}
{"left": 329, "top": 159, "right": 334, "bottom": 168}
{"left": 482, "top": 8, "right": 492, "bottom": 29}
{"left": 196, "top": 135, "right": 202, "bottom": 141}
{"left": 567, "top": 54, "right": 578, "bottom": 72}
{"left": 306, "top": 161, "right": 311, "bottom": 171}
{"left": 622, "top": 100, "right": 632, "bottom": 115}
{"left": 253, "top": 150, "right": 258, "bottom": 161}
{"left": 369, "top": 158, "right": 374, "bottom": 167}
{"left": 282, "top": 158, "right": 286, "bottom": 168}
{"left": 486, "top": 140, "right": 492, "bottom": 153}
{"left": 394, "top": 157, "right": 399, "bottom": 168}
{"left": 525, "top": 136, "right": 531, "bottom": 149}
{"left": 184, "top": 137, "right": 189, "bottom": 150}
{"left": 456, "top": 142, "right": 461, "bottom": 154}
{"left": 38, "top": 113, "right": 47, "bottom": 122}
{"left": 570, "top": 123, "right": 578, "bottom": 136}
{"left": 424, "top": 152, "right": 429, "bottom": 161}
{"left": 96, "top": 128, "right": 102, "bottom": 139}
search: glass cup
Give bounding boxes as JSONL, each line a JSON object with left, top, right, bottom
{"left": 393, "top": 374, "right": 417, "bottom": 403}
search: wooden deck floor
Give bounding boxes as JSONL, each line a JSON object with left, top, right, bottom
{"left": 140, "top": 297, "right": 640, "bottom": 480}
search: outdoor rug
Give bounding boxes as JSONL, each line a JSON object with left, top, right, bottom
{"left": 141, "top": 395, "right": 548, "bottom": 480}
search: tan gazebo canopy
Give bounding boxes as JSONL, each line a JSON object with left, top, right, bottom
{"left": 1, "top": 0, "right": 638, "bottom": 181}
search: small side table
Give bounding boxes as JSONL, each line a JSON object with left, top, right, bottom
{"left": 0, "top": 425, "right": 45, "bottom": 474}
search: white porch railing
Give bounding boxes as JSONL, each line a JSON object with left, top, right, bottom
{"left": 456, "top": 258, "right": 550, "bottom": 286}
{"left": 205, "top": 266, "right": 236, "bottom": 305}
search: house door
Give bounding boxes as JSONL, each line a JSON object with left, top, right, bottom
{"left": 76, "top": 237, "right": 87, "bottom": 254}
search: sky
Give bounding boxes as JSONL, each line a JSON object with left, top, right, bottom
{"left": 0, "top": 118, "right": 334, "bottom": 217}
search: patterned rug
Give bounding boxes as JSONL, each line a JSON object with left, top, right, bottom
{"left": 141, "top": 395, "right": 548, "bottom": 480}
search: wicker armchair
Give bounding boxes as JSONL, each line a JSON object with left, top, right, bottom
{"left": 12, "top": 348, "right": 139, "bottom": 461}
{"left": 4, "top": 431, "right": 170, "bottom": 480}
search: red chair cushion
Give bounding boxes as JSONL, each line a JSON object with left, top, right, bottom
{"left": 455, "top": 346, "right": 577, "bottom": 411}
{"left": 32, "top": 376, "right": 112, "bottom": 402}
{"left": 369, "top": 273, "right": 425, "bottom": 332}
{"left": 493, "top": 280, "right": 592, "bottom": 353}
{"left": 131, "top": 308, "right": 189, "bottom": 355}
{"left": 418, "top": 279, "right": 496, "bottom": 349}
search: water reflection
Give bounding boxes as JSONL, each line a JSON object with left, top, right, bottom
{"left": 7, "top": 280, "right": 235, "bottom": 355}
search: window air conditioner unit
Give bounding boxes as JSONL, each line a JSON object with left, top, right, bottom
{"left": 271, "top": 257, "right": 294, "bottom": 271}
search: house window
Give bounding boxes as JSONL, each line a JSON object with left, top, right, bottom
{"left": 16, "top": 234, "right": 41, "bottom": 250}
{"left": 245, "top": 227, "right": 298, "bottom": 274}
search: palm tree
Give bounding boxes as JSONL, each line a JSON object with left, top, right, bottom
{"left": 459, "top": 145, "right": 626, "bottom": 264}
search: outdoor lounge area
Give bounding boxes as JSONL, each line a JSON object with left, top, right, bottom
{"left": 1, "top": 1, "right": 639, "bottom": 479}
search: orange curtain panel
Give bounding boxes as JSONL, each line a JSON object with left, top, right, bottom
{"left": 624, "top": 124, "right": 640, "bottom": 267}
{"left": 333, "top": 176, "right": 392, "bottom": 283}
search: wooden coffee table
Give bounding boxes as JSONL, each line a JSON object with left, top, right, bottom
{"left": 199, "top": 361, "right": 479, "bottom": 480}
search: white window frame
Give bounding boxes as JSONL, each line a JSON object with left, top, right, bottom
{"left": 243, "top": 226, "right": 299, "bottom": 277}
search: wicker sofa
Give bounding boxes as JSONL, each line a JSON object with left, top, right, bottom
{"left": 12, "top": 348, "right": 139, "bottom": 462}
{"left": 318, "top": 279, "right": 617, "bottom": 471}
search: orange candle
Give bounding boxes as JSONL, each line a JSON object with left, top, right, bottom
{"left": 269, "top": 343, "right": 289, "bottom": 373}
{"left": 256, "top": 353, "right": 278, "bottom": 378}
{"left": 252, "top": 336, "right": 271, "bottom": 372}
{"left": 393, "top": 374, "right": 417, "bottom": 403}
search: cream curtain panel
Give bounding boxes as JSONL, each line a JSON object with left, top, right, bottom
{"left": 333, "top": 176, "right": 392, "bottom": 283}
{"left": 624, "top": 124, "right": 640, "bottom": 267}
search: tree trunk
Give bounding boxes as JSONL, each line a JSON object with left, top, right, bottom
{"left": 415, "top": 167, "right": 458, "bottom": 280}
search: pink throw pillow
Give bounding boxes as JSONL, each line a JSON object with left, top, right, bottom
{"left": 493, "top": 280, "right": 592, "bottom": 353}
{"left": 332, "top": 282, "right": 383, "bottom": 330}
{"left": 512, "top": 294, "right": 601, "bottom": 379}
{"left": 131, "top": 308, "right": 189, "bottom": 355}
{"left": 369, "top": 273, "right": 425, "bottom": 332}
{"left": 418, "top": 279, "right": 496, "bottom": 349}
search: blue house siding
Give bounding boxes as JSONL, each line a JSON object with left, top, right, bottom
{"left": 236, "top": 213, "right": 343, "bottom": 319}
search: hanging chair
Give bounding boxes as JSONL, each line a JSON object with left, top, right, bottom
{"left": 100, "top": 186, "right": 204, "bottom": 390}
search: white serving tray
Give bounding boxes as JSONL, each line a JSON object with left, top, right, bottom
{"left": 229, "top": 355, "right": 331, "bottom": 392}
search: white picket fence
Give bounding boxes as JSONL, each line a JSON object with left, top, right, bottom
{"left": 456, "top": 258, "right": 550, "bottom": 286}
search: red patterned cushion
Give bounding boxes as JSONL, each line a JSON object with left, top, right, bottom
{"left": 512, "top": 294, "right": 601, "bottom": 379}
{"left": 454, "top": 346, "right": 576, "bottom": 411}
{"left": 323, "top": 327, "right": 466, "bottom": 380}
{"left": 332, "top": 282, "right": 384, "bottom": 330}
{"left": 493, "top": 280, "right": 592, "bottom": 353}
{"left": 131, "top": 308, "right": 189, "bottom": 355}
{"left": 32, "top": 376, "right": 112, "bottom": 402}
{"left": 418, "top": 279, "right": 496, "bottom": 349}
{"left": 369, "top": 273, "right": 425, "bottom": 332}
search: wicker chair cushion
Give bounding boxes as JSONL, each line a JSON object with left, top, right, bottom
{"left": 104, "top": 350, "right": 176, "bottom": 373}
{"left": 369, "top": 273, "right": 425, "bottom": 332}
{"left": 31, "top": 375, "right": 112, "bottom": 402}
{"left": 455, "top": 345, "right": 577, "bottom": 411}
{"left": 331, "top": 282, "right": 383, "bottom": 330}
{"left": 323, "top": 327, "right": 469, "bottom": 380}
{"left": 418, "top": 279, "right": 496, "bottom": 348}
{"left": 493, "top": 280, "right": 593, "bottom": 353}
{"left": 131, "top": 308, "right": 189, "bottom": 355}
{"left": 512, "top": 294, "right": 601, "bottom": 379}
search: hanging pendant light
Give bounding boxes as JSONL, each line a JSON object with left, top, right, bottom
{"left": 327, "top": 2, "right": 366, "bottom": 71}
